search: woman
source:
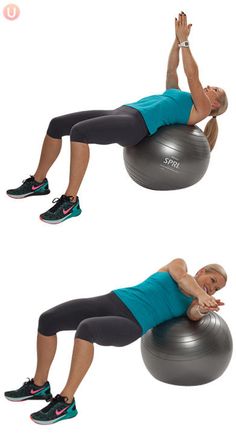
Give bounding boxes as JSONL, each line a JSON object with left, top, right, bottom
{"left": 6, "top": 12, "right": 228, "bottom": 224}
{"left": 4, "top": 258, "right": 226, "bottom": 425}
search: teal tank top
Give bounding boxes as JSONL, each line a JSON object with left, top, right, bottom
{"left": 112, "top": 272, "right": 194, "bottom": 334}
{"left": 124, "top": 88, "right": 193, "bottom": 135}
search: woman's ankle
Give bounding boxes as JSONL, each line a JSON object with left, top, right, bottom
{"left": 60, "top": 391, "right": 74, "bottom": 403}
{"left": 33, "top": 377, "right": 47, "bottom": 386}
{"left": 33, "top": 173, "right": 46, "bottom": 183}
{"left": 64, "top": 192, "right": 77, "bottom": 202}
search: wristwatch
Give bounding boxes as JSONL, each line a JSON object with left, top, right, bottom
{"left": 178, "top": 40, "right": 189, "bottom": 48}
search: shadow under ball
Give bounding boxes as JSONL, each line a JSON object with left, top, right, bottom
{"left": 123, "top": 125, "right": 210, "bottom": 190}
{"left": 141, "top": 312, "right": 233, "bottom": 386}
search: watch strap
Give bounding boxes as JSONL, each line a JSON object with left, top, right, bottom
{"left": 178, "top": 40, "right": 189, "bottom": 48}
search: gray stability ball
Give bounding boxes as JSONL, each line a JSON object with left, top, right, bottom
{"left": 123, "top": 124, "right": 210, "bottom": 190}
{"left": 141, "top": 312, "right": 233, "bottom": 386}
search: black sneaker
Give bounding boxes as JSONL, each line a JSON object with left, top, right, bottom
{"left": 4, "top": 378, "right": 53, "bottom": 402}
{"left": 7, "top": 176, "right": 50, "bottom": 199}
{"left": 30, "top": 394, "right": 78, "bottom": 425}
{"left": 40, "top": 195, "right": 82, "bottom": 224}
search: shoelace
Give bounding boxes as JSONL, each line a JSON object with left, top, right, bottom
{"left": 23, "top": 377, "right": 35, "bottom": 386}
{"left": 53, "top": 394, "right": 69, "bottom": 403}
{"left": 42, "top": 394, "right": 69, "bottom": 413}
{"left": 49, "top": 195, "right": 75, "bottom": 213}
{"left": 22, "top": 175, "right": 34, "bottom": 184}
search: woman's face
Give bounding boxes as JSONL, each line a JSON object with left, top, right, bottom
{"left": 203, "top": 86, "right": 224, "bottom": 109}
{"left": 195, "top": 269, "right": 226, "bottom": 295}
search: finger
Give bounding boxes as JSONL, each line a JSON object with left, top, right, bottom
{"left": 181, "top": 11, "right": 187, "bottom": 22}
{"left": 208, "top": 301, "right": 218, "bottom": 308}
{"left": 206, "top": 299, "right": 214, "bottom": 305}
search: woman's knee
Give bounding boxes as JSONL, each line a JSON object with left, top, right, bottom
{"left": 70, "top": 125, "right": 89, "bottom": 143}
{"left": 46, "top": 117, "right": 64, "bottom": 139}
{"left": 38, "top": 310, "right": 58, "bottom": 336}
{"left": 75, "top": 319, "right": 94, "bottom": 343}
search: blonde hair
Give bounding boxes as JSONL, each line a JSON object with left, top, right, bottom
{"left": 204, "top": 263, "right": 227, "bottom": 283}
{"left": 203, "top": 90, "right": 228, "bottom": 151}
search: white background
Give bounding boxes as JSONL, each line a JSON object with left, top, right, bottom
{"left": 1, "top": 0, "right": 235, "bottom": 435}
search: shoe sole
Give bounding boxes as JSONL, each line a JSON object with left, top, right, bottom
{"left": 5, "top": 394, "right": 53, "bottom": 402}
{"left": 7, "top": 190, "right": 50, "bottom": 199}
{"left": 40, "top": 208, "right": 82, "bottom": 224}
{"left": 30, "top": 409, "right": 78, "bottom": 425}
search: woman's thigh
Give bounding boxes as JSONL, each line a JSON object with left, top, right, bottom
{"left": 75, "top": 316, "right": 143, "bottom": 346}
{"left": 46, "top": 106, "right": 148, "bottom": 146}
{"left": 38, "top": 292, "right": 141, "bottom": 336}
{"left": 46, "top": 109, "right": 113, "bottom": 139}
{"left": 38, "top": 293, "right": 114, "bottom": 335}
{"left": 70, "top": 106, "right": 148, "bottom": 146}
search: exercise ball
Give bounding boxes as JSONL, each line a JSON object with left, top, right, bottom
{"left": 123, "top": 124, "right": 210, "bottom": 190}
{"left": 141, "top": 312, "right": 233, "bottom": 386}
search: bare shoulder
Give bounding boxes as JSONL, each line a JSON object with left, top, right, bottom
{"left": 187, "top": 105, "right": 210, "bottom": 125}
{"left": 186, "top": 74, "right": 211, "bottom": 118}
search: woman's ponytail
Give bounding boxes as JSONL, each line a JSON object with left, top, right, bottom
{"left": 204, "top": 117, "right": 218, "bottom": 151}
{"left": 204, "top": 90, "right": 228, "bottom": 151}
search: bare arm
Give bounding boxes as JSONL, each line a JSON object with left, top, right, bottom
{"left": 166, "top": 38, "right": 180, "bottom": 89}
{"left": 158, "top": 258, "right": 207, "bottom": 299}
{"left": 175, "top": 12, "right": 197, "bottom": 77}
{"left": 187, "top": 297, "right": 224, "bottom": 321}
{"left": 158, "top": 257, "right": 222, "bottom": 318}
{"left": 187, "top": 299, "right": 209, "bottom": 321}
{"left": 180, "top": 44, "right": 198, "bottom": 78}
{"left": 176, "top": 12, "right": 211, "bottom": 116}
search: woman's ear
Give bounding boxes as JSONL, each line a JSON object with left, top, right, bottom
{"left": 212, "top": 100, "right": 221, "bottom": 109}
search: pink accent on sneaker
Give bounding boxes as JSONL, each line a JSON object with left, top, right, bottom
{"left": 63, "top": 205, "right": 75, "bottom": 215}
{"left": 55, "top": 405, "right": 70, "bottom": 416}
{"left": 32, "top": 183, "right": 44, "bottom": 191}
{"left": 30, "top": 387, "right": 44, "bottom": 394}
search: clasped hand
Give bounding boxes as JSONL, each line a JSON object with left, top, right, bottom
{"left": 198, "top": 292, "right": 225, "bottom": 313}
{"left": 175, "top": 11, "right": 192, "bottom": 43}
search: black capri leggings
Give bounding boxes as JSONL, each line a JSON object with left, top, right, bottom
{"left": 38, "top": 292, "right": 143, "bottom": 347}
{"left": 46, "top": 105, "right": 149, "bottom": 147}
